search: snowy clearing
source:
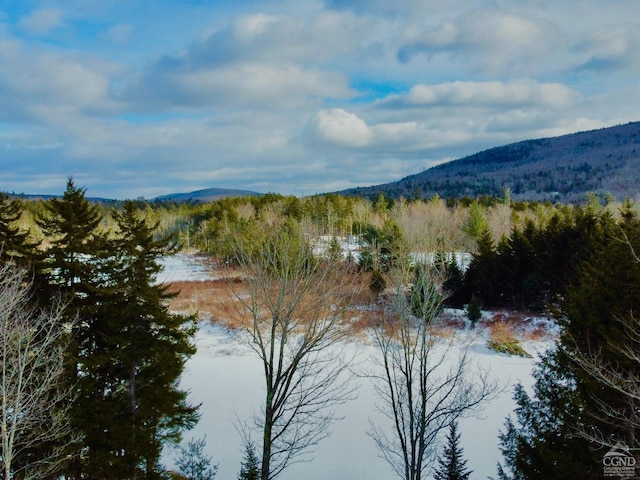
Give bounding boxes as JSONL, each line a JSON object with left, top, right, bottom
{"left": 160, "top": 255, "right": 553, "bottom": 480}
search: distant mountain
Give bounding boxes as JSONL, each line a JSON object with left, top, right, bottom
{"left": 339, "top": 122, "right": 640, "bottom": 202}
{"left": 151, "top": 187, "right": 262, "bottom": 203}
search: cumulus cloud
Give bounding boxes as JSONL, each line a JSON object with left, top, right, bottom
{"left": 118, "top": 10, "right": 365, "bottom": 112}
{"left": 0, "top": 42, "right": 119, "bottom": 124}
{"left": 309, "top": 108, "right": 373, "bottom": 147}
{"left": 19, "top": 9, "right": 64, "bottom": 35}
{"left": 0, "top": 1, "right": 638, "bottom": 198}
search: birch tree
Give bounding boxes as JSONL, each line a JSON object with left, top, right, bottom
{"left": 369, "top": 267, "right": 499, "bottom": 480}
{"left": 225, "top": 220, "right": 358, "bottom": 480}
{"left": 0, "top": 261, "right": 75, "bottom": 480}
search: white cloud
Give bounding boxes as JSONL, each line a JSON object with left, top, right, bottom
{"left": 19, "top": 9, "right": 64, "bottom": 35}
{"left": 574, "top": 24, "right": 640, "bottom": 71}
{"left": 399, "top": 9, "right": 561, "bottom": 74}
{"left": 0, "top": 0, "right": 638, "bottom": 198}
{"left": 0, "top": 47, "right": 119, "bottom": 123}
{"left": 402, "top": 80, "right": 579, "bottom": 108}
{"left": 310, "top": 109, "right": 373, "bottom": 147}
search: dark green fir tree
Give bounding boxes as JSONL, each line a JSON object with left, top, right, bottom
{"left": 36, "top": 177, "right": 104, "bottom": 292}
{"left": 78, "top": 200, "right": 199, "bottom": 479}
{"left": 0, "top": 192, "right": 39, "bottom": 264}
{"left": 433, "top": 421, "right": 472, "bottom": 480}
{"left": 238, "top": 441, "right": 260, "bottom": 480}
{"left": 497, "top": 203, "right": 640, "bottom": 480}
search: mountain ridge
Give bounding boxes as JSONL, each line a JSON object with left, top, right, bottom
{"left": 151, "top": 187, "right": 262, "bottom": 203}
{"left": 338, "top": 122, "right": 640, "bottom": 202}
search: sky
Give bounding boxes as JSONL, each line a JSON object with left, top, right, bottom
{"left": 1, "top": 0, "right": 639, "bottom": 199}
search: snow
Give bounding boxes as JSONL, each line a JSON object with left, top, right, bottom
{"left": 161, "top": 254, "right": 550, "bottom": 480}
{"left": 157, "top": 253, "right": 219, "bottom": 283}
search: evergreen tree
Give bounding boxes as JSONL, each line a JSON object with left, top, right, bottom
{"left": 497, "top": 204, "right": 640, "bottom": 479}
{"left": 466, "top": 294, "right": 481, "bottom": 328}
{"left": 238, "top": 441, "right": 260, "bottom": 480}
{"left": 358, "top": 221, "right": 404, "bottom": 273}
{"left": 36, "top": 177, "right": 104, "bottom": 292}
{"left": 497, "top": 352, "right": 600, "bottom": 480}
{"left": 36, "top": 178, "right": 106, "bottom": 477}
{"left": 433, "top": 421, "right": 472, "bottom": 480}
{"left": 327, "top": 235, "right": 343, "bottom": 262}
{"left": 78, "top": 201, "right": 199, "bottom": 478}
{"left": 0, "top": 192, "right": 38, "bottom": 264}
{"left": 369, "top": 268, "right": 386, "bottom": 296}
{"left": 441, "top": 255, "right": 465, "bottom": 308}
{"left": 175, "top": 437, "right": 218, "bottom": 480}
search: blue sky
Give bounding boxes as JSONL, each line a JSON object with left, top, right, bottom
{"left": 1, "top": 0, "right": 639, "bottom": 199}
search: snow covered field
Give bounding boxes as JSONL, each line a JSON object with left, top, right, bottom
{"left": 160, "top": 255, "right": 552, "bottom": 480}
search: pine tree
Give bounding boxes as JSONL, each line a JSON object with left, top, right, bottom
{"left": 0, "top": 192, "right": 38, "bottom": 264}
{"left": 433, "top": 421, "right": 472, "bottom": 480}
{"left": 238, "top": 441, "right": 260, "bottom": 480}
{"left": 175, "top": 437, "right": 218, "bottom": 480}
{"left": 78, "top": 201, "right": 199, "bottom": 478}
{"left": 466, "top": 294, "right": 481, "bottom": 328}
{"left": 36, "top": 177, "right": 104, "bottom": 291}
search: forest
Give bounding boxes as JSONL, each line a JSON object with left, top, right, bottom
{"left": 1, "top": 179, "right": 640, "bottom": 480}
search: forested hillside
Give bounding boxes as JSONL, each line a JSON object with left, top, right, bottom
{"left": 341, "top": 121, "right": 640, "bottom": 202}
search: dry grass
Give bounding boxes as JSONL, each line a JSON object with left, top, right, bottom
{"left": 487, "top": 321, "right": 532, "bottom": 357}
{"left": 167, "top": 277, "right": 244, "bottom": 325}
{"left": 166, "top": 265, "right": 554, "bottom": 348}
{"left": 167, "top": 265, "right": 372, "bottom": 333}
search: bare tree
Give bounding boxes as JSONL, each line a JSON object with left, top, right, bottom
{"left": 0, "top": 261, "right": 76, "bottom": 480}
{"left": 224, "top": 222, "right": 359, "bottom": 480}
{"left": 368, "top": 267, "right": 499, "bottom": 480}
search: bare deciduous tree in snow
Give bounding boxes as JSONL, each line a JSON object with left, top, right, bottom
{"left": 0, "top": 261, "right": 76, "bottom": 480}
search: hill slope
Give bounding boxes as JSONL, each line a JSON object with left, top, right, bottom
{"left": 152, "top": 187, "right": 261, "bottom": 203}
{"left": 340, "top": 122, "right": 640, "bottom": 202}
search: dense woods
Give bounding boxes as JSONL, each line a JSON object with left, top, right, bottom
{"left": 2, "top": 180, "right": 640, "bottom": 479}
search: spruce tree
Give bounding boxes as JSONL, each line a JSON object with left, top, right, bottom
{"left": 466, "top": 294, "right": 481, "bottom": 328}
{"left": 433, "top": 421, "right": 471, "bottom": 480}
{"left": 0, "top": 192, "right": 38, "bottom": 263}
{"left": 497, "top": 204, "right": 640, "bottom": 479}
{"left": 238, "top": 441, "right": 260, "bottom": 480}
{"left": 79, "top": 201, "right": 199, "bottom": 478}
{"left": 36, "top": 178, "right": 106, "bottom": 477}
{"left": 36, "top": 177, "right": 104, "bottom": 292}
{"left": 175, "top": 437, "right": 218, "bottom": 480}
{"left": 497, "top": 352, "right": 601, "bottom": 480}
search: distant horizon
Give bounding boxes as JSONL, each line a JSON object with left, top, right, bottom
{"left": 6, "top": 119, "right": 640, "bottom": 201}
{"left": 2, "top": 0, "right": 638, "bottom": 200}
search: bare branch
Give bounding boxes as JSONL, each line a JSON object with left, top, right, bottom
{"left": 0, "top": 261, "right": 78, "bottom": 480}
{"left": 223, "top": 224, "right": 361, "bottom": 480}
{"left": 368, "top": 269, "right": 500, "bottom": 480}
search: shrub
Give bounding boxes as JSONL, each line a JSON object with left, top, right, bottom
{"left": 487, "top": 321, "right": 531, "bottom": 357}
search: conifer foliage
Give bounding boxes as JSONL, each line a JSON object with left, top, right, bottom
{"left": 35, "top": 181, "right": 199, "bottom": 479}
{"left": 433, "top": 422, "right": 472, "bottom": 480}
